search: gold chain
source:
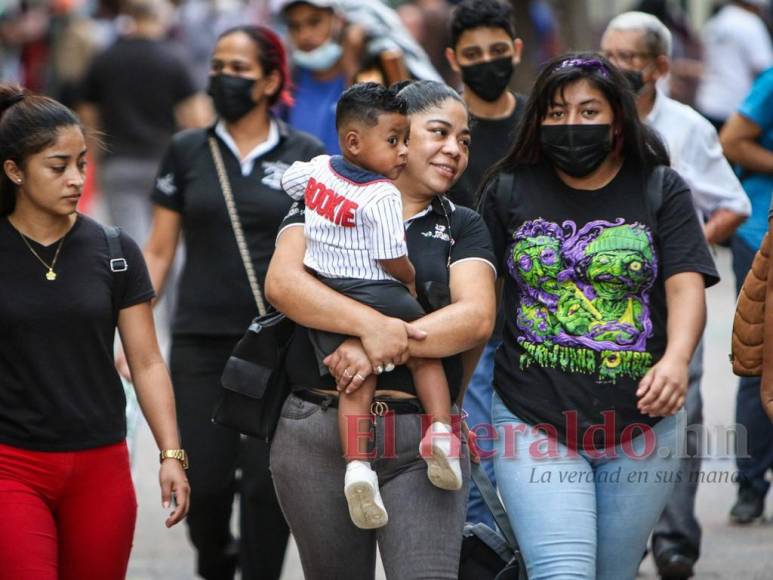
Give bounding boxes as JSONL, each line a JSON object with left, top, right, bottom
{"left": 208, "top": 136, "right": 267, "bottom": 316}
{"left": 16, "top": 230, "right": 66, "bottom": 281}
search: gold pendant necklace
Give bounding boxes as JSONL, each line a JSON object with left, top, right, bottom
{"left": 16, "top": 230, "right": 66, "bottom": 281}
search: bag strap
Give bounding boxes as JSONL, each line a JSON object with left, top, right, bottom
{"left": 101, "top": 224, "right": 128, "bottom": 322}
{"left": 209, "top": 136, "right": 267, "bottom": 317}
{"left": 644, "top": 165, "right": 666, "bottom": 235}
{"left": 496, "top": 172, "right": 514, "bottom": 202}
{"left": 470, "top": 461, "right": 519, "bottom": 552}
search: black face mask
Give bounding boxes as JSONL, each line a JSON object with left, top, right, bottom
{"left": 540, "top": 124, "right": 612, "bottom": 178}
{"left": 621, "top": 69, "right": 645, "bottom": 94}
{"left": 208, "top": 74, "right": 257, "bottom": 122}
{"left": 460, "top": 57, "right": 514, "bottom": 102}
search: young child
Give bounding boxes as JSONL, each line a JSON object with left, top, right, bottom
{"left": 281, "top": 83, "right": 462, "bottom": 530}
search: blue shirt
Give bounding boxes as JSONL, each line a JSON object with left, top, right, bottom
{"left": 736, "top": 67, "right": 773, "bottom": 250}
{"left": 288, "top": 68, "right": 344, "bottom": 155}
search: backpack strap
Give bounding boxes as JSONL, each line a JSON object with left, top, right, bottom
{"left": 470, "top": 461, "right": 519, "bottom": 552}
{"left": 496, "top": 172, "right": 514, "bottom": 206}
{"left": 475, "top": 171, "right": 514, "bottom": 215}
{"left": 101, "top": 224, "right": 128, "bottom": 322}
{"left": 645, "top": 165, "right": 666, "bottom": 235}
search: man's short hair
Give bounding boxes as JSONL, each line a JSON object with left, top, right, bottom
{"left": 335, "top": 82, "right": 407, "bottom": 130}
{"left": 449, "top": 0, "right": 515, "bottom": 50}
{"left": 605, "top": 11, "right": 673, "bottom": 58}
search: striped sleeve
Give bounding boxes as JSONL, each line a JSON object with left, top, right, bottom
{"left": 281, "top": 159, "right": 314, "bottom": 201}
{"left": 362, "top": 188, "right": 407, "bottom": 260}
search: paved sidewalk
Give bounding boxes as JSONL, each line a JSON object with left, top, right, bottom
{"left": 127, "top": 247, "right": 772, "bottom": 579}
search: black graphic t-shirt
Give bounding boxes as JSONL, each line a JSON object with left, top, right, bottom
{"left": 482, "top": 160, "right": 719, "bottom": 447}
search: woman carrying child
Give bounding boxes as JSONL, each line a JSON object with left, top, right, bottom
{"left": 281, "top": 82, "right": 465, "bottom": 530}
{"left": 265, "top": 80, "right": 496, "bottom": 579}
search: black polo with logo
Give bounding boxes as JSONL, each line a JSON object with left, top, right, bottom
{"left": 279, "top": 196, "right": 496, "bottom": 400}
{"left": 151, "top": 119, "right": 325, "bottom": 337}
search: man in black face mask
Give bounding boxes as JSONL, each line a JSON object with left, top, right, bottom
{"left": 443, "top": 0, "right": 524, "bottom": 532}
{"left": 602, "top": 11, "right": 751, "bottom": 580}
{"left": 445, "top": 0, "right": 524, "bottom": 210}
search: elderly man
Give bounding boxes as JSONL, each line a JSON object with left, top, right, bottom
{"left": 602, "top": 11, "right": 751, "bottom": 580}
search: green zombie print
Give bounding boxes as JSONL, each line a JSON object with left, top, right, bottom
{"left": 508, "top": 218, "right": 656, "bottom": 382}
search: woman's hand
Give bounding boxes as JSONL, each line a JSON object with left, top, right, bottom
{"left": 323, "top": 338, "right": 372, "bottom": 394}
{"left": 159, "top": 459, "right": 190, "bottom": 528}
{"left": 462, "top": 421, "right": 480, "bottom": 464}
{"left": 360, "top": 317, "right": 427, "bottom": 372}
{"left": 636, "top": 355, "right": 689, "bottom": 417}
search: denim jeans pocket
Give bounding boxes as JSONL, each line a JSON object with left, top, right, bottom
{"left": 280, "top": 394, "right": 322, "bottom": 420}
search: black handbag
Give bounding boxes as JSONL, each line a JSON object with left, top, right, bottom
{"left": 459, "top": 462, "right": 527, "bottom": 580}
{"left": 212, "top": 310, "right": 295, "bottom": 441}
{"left": 207, "top": 136, "right": 293, "bottom": 441}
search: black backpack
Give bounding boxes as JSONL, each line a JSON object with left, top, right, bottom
{"left": 101, "top": 223, "right": 128, "bottom": 322}
{"left": 458, "top": 462, "right": 527, "bottom": 580}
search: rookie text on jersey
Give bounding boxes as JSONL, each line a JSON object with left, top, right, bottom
{"left": 304, "top": 177, "right": 359, "bottom": 227}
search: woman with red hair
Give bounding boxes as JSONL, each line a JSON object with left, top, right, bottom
{"left": 139, "top": 25, "right": 324, "bottom": 580}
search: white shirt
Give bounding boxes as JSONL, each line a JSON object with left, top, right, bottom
{"left": 647, "top": 90, "right": 751, "bottom": 219}
{"left": 282, "top": 154, "right": 407, "bottom": 280}
{"left": 696, "top": 4, "right": 773, "bottom": 120}
{"left": 215, "top": 120, "right": 280, "bottom": 176}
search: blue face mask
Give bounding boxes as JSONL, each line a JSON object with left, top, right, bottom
{"left": 292, "top": 40, "right": 343, "bottom": 72}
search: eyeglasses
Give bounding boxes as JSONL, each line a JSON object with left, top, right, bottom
{"left": 601, "top": 50, "right": 654, "bottom": 66}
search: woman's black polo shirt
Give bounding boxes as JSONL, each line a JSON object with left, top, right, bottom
{"left": 151, "top": 119, "right": 325, "bottom": 337}
{"left": 279, "top": 196, "right": 496, "bottom": 400}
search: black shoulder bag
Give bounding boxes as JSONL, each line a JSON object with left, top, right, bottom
{"left": 207, "top": 137, "right": 294, "bottom": 441}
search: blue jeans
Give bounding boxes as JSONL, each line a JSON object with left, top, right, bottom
{"left": 462, "top": 339, "right": 500, "bottom": 528}
{"left": 731, "top": 235, "right": 773, "bottom": 496}
{"left": 492, "top": 393, "right": 681, "bottom": 580}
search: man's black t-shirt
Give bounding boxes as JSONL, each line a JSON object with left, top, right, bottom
{"left": 81, "top": 37, "right": 197, "bottom": 160}
{"left": 481, "top": 161, "right": 719, "bottom": 447}
{"left": 280, "top": 197, "right": 496, "bottom": 401}
{"left": 448, "top": 93, "right": 525, "bottom": 210}
{"left": 151, "top": 121, "right": 325, "bottom": 337}
{"left": 0, "top": 215, "right": 154, "bottom": 451}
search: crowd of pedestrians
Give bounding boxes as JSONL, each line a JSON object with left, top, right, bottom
{"left": 1, "top": 1, "right": 772, "bottom": 580}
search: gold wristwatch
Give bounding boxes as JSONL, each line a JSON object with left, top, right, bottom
{"left": 159, "top": 449, "right": 189, "bottom": 470}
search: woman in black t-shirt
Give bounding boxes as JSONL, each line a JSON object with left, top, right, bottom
{"left": 0, "top": 87, "right": 188, "bottom": 578}
{"left": 264, "top": 81, "right": 497, "bottom": 579}
{"left": 137, "top": 25, "right": 324, "bottom": 580}
{"left": 479, "top": 53, "right": 719, "bottom": 580}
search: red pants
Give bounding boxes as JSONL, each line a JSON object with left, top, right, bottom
{"left": 0, "top": 441, "right": 137, "bottom": 580}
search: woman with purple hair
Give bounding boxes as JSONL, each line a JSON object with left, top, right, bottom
{"left": 479, "top": 53, "right": 719, "bottom": 579}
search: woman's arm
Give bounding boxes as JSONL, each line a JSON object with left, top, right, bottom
{"left": 407, "top": 260, "right": 496, "bottom": 359}
{"left": 720, "top": 113, "right": 773, "bottom": 174}
{"left": 325, "top": 261, "right": 496, "bottom": 394}
{"left": 637, "top": 272, "right": 706, "bottom": 416}
{"left": 761, "top": 222, "right": 773, "bottom": 421}
{"left": 143, "top": 206, "right": 182, "bottom": 302}
{"left": 265, "top": 226, "right": 426, "bottom": 367}
{"left": 118, "top": 302, "right": 189, "bottom": 528}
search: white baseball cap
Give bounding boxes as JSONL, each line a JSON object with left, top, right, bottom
{"left": 274, "top": 0, "right": 339, "bottom": 16}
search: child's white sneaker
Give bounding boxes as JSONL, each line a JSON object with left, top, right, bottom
{"left": 420, "top": 421, "right": 463, "bottom": 491}
{"left": 344, "top": 461, "right": 388, "bottom": 529}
